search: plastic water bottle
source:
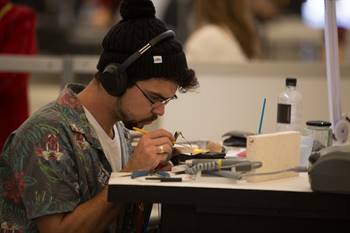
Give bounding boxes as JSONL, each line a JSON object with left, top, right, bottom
{"left": 276, "top": 77, "right": 303, "bottom": 132}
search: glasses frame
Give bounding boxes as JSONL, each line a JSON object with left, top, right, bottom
{"left": 135, "top": 83, "right": 177, "bottom": 108}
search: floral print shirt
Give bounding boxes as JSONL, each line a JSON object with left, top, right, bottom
{"left": 0, "top": 84, "right": 138, "bottom": 233}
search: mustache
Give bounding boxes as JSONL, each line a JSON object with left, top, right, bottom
{"left": 123, "top": 115, "right": 158, "bottom": 130}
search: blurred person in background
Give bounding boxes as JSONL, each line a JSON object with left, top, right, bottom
{"left": 185, "top": 0, "right": 260, "bottom": 64}
{"left": 74, "top": 0, "right": 122, "bottom": 27}
{"left": 251, "top": 0, "right": 306, "bottom": 23}
{"left": 153, "top": 0, "right": 193, "bottom": 43}
{"left": 89, "top": 0, "right": 121, "bottom": 26}
{"left": 250, "top": 0, "right": 306, "bottom": 60}
{"left": 0, "top": 0, "right": 37, "bottom": 152}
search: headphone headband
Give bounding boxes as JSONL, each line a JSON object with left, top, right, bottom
{"left": 149, "top": 30, "right": 175, "bottom": 46}
{"left": 118, "top": 30, "right": 175, "bottom": 71}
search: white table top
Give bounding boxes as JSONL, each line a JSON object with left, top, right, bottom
{"left": 109, "top": 172, "right": 312, "bottom": 193}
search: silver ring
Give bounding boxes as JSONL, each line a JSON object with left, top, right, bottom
{"left": 158, "top": 145, "right": 164, "bottom": 154}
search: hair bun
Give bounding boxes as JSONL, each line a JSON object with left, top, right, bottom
{"left": 120, "top": 0, "right": 156, "bottom": 20}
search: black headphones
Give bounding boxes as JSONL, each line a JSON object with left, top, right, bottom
{"left": 99, "top": 30, "right": 176, "bottom": 97}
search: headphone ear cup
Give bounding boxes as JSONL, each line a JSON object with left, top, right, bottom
{"left": 114, "top": 70, "right": 128, "bottom": 96}
{"left": 100, "top": 63, "right": 128, "bottom": 97}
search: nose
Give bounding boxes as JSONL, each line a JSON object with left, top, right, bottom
{"left": 151, "top": 104, "right": 165, "bottom": 116}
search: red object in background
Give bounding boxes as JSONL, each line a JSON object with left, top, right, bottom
{"left": 0, "top": 0, "right": 37, "bottom": 152}
{"left": 99, "top": 0, "right": 116, "bottom": 7}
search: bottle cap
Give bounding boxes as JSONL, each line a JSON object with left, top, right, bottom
{"left": 306, "top": 120, "right": 331, "bottom": 127}
{"left": 286, "top": 77, "right": 297, "bottom": 87}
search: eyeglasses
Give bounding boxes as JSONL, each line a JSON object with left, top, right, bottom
{"left": 135, "top": 83, "right": 177, "bottom": 108}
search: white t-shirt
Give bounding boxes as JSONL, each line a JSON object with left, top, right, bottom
{"left": 83, "top": 107, "right": 122, "bottom": 172}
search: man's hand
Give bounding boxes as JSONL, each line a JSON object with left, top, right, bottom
{"left": 124, "top": 129, "right": 175, "bottom": 171}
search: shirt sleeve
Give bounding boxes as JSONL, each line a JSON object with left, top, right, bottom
{"left": 14, "top": 121, "right": 81, "bottom": 220}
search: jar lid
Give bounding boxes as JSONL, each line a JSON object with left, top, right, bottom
{"left": 306, "top": 120, "right": 331, "bottom": 127}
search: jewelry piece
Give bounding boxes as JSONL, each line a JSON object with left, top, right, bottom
{"left": 158, "top": 145, "right": 165, "bottom": 154}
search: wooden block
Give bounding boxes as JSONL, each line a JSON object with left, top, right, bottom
{"left": 246, "top": 131, "right": 300, "bottom": 182}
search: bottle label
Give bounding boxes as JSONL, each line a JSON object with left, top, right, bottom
{"left": 277, "top": 103, "right": 291, "bottom": 123}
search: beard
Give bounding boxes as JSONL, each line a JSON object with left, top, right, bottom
{"left": 115, "top": 100, "right": 158, "bottom": 130}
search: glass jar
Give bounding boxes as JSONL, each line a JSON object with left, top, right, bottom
{"left": 304, "top": 120, "right": 332, "bottom": 151}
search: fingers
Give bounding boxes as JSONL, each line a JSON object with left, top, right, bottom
{"left": 144, "top": 131, "right": 174, "bottom": 161}
{"left": 157, "top": 145, "right": 165, "bottom": 154}
{"left": 131, "top": 128, "right": 174, "bottom": 149}
{"left": 146, "top": 129, "right": 175, "bottom": 143}
{"left": 153, "top": 137, "right": 174, "bottom": 151}
{"left": 127, "top": 128, "right": 175, "bottom": 171}
{"left": 155, "top": 149, "right": 170, "bottom": 162}
{"left": 136, "top": 128, "right": 175, "bottom": 152}
{"left": 155, "top": 161, "right": 173, "bottom": 171}
{"left": 155, "top": 144, "right": 172, "bottom": 156}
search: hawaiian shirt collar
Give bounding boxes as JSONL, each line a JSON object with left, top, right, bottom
{"left": 56, "top": 83, "right": 102, "bottom": 150}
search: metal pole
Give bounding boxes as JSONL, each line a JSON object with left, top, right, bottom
{"left": 324, "top": 0, "right": 348, "bottom": 143}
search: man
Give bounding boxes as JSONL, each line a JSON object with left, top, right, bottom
{"left": 0, "top": 0, "right": 198, "bottom": 232}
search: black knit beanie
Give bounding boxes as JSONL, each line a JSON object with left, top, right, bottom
{"left": 96, "top": 0, "right": 188, "bottom": 84}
